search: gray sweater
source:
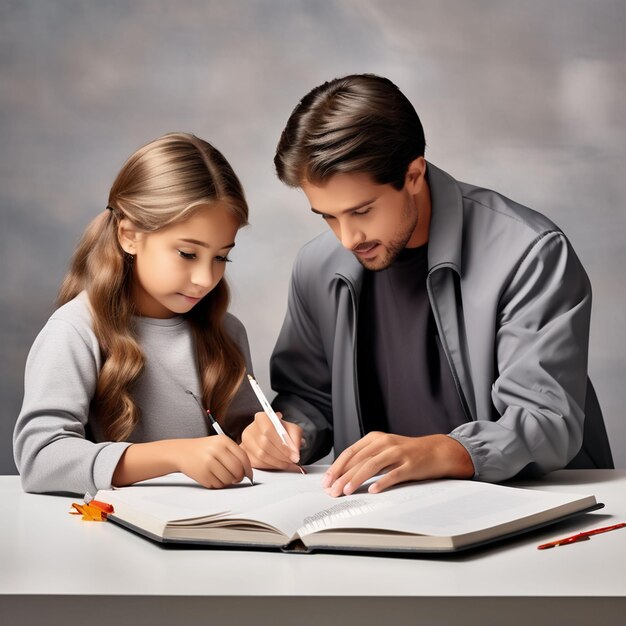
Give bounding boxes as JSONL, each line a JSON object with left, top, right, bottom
{"left": 13, "top": 292, "right": 260, "bottom": 497}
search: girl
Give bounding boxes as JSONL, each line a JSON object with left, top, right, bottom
{"left": 13, "top": 132, "right": 260, "bottom": 497}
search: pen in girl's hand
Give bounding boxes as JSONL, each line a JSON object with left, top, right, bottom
{"left": 186, "top": 390, "right": 254, "bottom": 485}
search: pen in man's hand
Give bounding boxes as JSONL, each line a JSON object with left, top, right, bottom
{"left": 247, "top": 375, "right": 306, "bottom": 474}
{"left": 186, "top": 390, "right": 254, "bottom": 485}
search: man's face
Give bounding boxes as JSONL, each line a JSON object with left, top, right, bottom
{"left": 301, "top": 168, "right": 425, "bottom": 271}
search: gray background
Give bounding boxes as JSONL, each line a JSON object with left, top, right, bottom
{"left": 2, "top": 0, "right": 625, "bottom": 474}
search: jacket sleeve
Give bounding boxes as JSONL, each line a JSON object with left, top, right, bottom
{"left": 448, "top": 232, "right": 591, "bottom": 481}
{"left": 221, "top": 314, "right": 264, "bottom": 441}
{"left": 270, "top": 254, "right": 334, "bottom": 463}
{"left": 13, "top": 318, "right": 130, "bottom": 497}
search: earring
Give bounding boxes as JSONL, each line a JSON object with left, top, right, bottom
{"left": 124, "top": 252, "right": 135, "bottom": 264}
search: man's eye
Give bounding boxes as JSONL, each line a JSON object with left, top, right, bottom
{"left": 353, "top": 207, "right": 371, "bottom": 216}
{"left": 178, "top": 250, "right": 196, "bottom": 260}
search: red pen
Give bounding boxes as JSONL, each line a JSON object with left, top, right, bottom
{"left": 537, "top": 522, "right": 626, "bottom": 550}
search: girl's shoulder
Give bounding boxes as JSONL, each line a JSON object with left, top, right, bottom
{"left": 42, "top": 291, "right": 98, "bottom": 351}
{"left": 49, "top": 291, "right": 95, "bottom": 331}
{"left": 29, "top": 292, "right": 101, "bottom": 365}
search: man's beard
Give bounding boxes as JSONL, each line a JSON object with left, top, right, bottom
{"left": 353, "top": 204, "right": 419, "bottom": 272}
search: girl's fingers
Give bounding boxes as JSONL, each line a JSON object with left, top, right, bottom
{"left": 223, "top": 439, "right": 254, "bottom": 481}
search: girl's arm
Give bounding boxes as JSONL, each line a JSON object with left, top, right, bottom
{"left": 112, "top": 437, "right": 253, "bottom": 488}
{"left": 13, "top": 303, "right": 131, "bottom": 497}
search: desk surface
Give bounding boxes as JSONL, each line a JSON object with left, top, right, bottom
{"left": 2, "top": 470, "right": 625, "bottom": 626}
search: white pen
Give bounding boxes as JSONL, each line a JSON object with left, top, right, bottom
{"left": 247, "top": 375, "right": 306, "bottom": 474}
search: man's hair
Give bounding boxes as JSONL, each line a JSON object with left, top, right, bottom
{"left": 274, "top": 74, "right": 426, "bottom": 190}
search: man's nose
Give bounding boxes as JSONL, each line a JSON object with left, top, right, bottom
{"left": 338, "top": 222, "right": 365, "bottom": 250}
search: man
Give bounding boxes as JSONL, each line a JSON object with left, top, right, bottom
{"left": 240, "top": 74, "right": 613, "bottom": 496}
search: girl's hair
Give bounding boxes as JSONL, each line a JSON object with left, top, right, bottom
{"left": 58, "top": 132, "right": 249, "bottom": 441}
{"left": 274, "top": 74, "right": 426, "bottom": 190}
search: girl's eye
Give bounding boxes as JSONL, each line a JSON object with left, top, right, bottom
{"left": 215, "top": 256, "right": 232, "bottom": 264}
{"left": 178, "top": 250, "right": 196, "bottom": 260}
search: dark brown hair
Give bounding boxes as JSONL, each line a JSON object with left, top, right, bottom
{"left": 275, "top": 74, "right": 426, "bottom": 190}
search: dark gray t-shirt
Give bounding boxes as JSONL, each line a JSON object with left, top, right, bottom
{"left": 357, "top": 245, "right": 467, "bottom": 436}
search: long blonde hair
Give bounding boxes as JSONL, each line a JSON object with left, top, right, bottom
{"left": 58, "top": 133, "right": 249, "bottom": 441}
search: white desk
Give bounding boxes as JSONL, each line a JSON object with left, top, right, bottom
{"left": 1, "top": 470, "right": 625, "bottom": 626}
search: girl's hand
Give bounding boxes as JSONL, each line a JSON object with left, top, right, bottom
{"left": 174, "top": 436, "right": 254, "bottom": 488}
{"left": 240, "top": 411, "right": 303, "bottom": 471}
{"left": 112, "top": 436, "right": 254, "bottom": 488}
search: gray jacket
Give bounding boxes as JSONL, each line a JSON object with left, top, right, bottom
{"left": 271, "top": 163, "right": 613, "bottom": 481}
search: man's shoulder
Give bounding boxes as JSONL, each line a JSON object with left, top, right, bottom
{"left": 458, "top": 179, "right": 560, "bottom": 236}
{"left": 223, "top": 312, "right": 248, "bottom": 343}
{"left": 289, "top": 231, "right": 359, "bottom": 299}
{"left": 295, "top": 230, "right": 354, "bottom": 273}
{"left": 298, "top": 229, "right": 342, "bottom": 256}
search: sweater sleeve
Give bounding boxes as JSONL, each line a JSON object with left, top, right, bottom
{"left": 13, "top": 316, "right": 130, "bottom": 497}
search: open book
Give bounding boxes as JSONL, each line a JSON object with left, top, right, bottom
{"left": 93, "top": 466, "right": 601, "bottom": 553}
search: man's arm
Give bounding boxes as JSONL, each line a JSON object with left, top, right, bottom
{"left": 269, "top": 254, "right": 334, "bottom": 463}
{"left": 241, "top": 251, "right": 334, "bottom": 467}
{"left": 449, "top": 231, "right": 591, "bottom": 481}
{"left": 324, "top": 231, "right": 591, "bottom": 494}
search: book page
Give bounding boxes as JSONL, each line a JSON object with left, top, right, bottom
{"left": 98, "top": 470, "right": 594, "bottom": 542}
{"left": 296, "top": 479, "right": 595, "bottom": 538}
{"left": 100, "top": 468, "right": 338, "bottom": 536}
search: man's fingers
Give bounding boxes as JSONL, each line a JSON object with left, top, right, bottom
{"left": 243, "top": 439, "right": 294, "bottom": 469}
{"left": 283, "top": 420, "right": 303, "bottom": 461}
{"left": 340, "top": 454, "right": 395, "bottom": 495}
{"left": 324, "top": 434, "right": 384, "bottom": 488}
{"left": 255, "top": 412, "right": 302, "bottom": 464}
{"left": 242, "top": 413, "right": 296, "bottom": 466}
{"left": 327, "top": 452, "right": 393, "bottom": 497}
{"left": 368, "top": 467, "right": 407, "bottom": 494}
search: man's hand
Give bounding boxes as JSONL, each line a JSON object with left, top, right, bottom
{"left": 322, "top": 432, "right": 474, "bottom": 496}
{"left": 241, "top": 411, "right": 304, "bottom": 471}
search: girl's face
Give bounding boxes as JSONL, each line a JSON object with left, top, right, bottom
{"left": 121, "top": 204, "right": 239, "bottom": 318}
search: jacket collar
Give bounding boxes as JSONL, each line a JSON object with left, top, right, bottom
{"left": 425, "top": 162, "right": 464, "bottom": 275}
{"left": 334, "top": 161, "right": 465, "bottom": 286}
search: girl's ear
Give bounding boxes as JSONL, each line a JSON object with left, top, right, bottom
{"left": 117, "top": 218, "right": 141, "bottom": 255}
